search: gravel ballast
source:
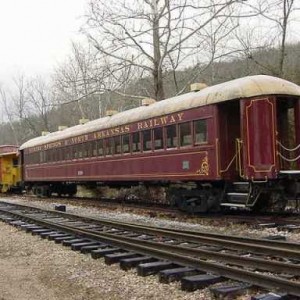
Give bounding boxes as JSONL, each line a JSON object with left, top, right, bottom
{"left": 0, "top": 196, "right": 299, "bottom": 299}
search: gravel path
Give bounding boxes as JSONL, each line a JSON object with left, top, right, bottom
{"left": 0, "top": 223, "right": 210, "bottom": 300}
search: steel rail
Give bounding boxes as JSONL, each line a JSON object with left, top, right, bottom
{"left": 0, "top": 207, "right": 300, "bottom": 296}
{"left": 77, "top": 217, "right": 300, "bottom": 254}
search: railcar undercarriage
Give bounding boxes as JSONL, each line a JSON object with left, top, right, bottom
{"left": 26, "top": 177, "right": 300, "bottom": 214}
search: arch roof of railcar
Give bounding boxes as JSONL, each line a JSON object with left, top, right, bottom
{"left": 20, "top": 75, "right": 300, "bottom": 150}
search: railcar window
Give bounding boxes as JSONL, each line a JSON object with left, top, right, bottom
{"left": 90, "top": 142, "right": 94, "bottom": 157}
{"left": 106, "top": 137, "right": 114, "bottom": 155}
{"left": 48, "top": 150, "right": 52, "bottom": 162}
{"left": 60, "top": 148, "right": 64, "bottom": 161}
{"left": 53, "top": 149, "right": 57, "bottom": 161}
{"left": 92, "top": 141, "right": 97, "bottom": 156}
{"left": 122, "top": 134, "right": 130, "bottom": 153}
{"left": 97, "top": 140, "right": 104, "bottom": 156}
{"left": 49, "top": 150, "right": 53, "bottom": 162}
{"left": 73, "top": 146, "right": 78, "bottom": 159}
{"left": 194, "top": 119, "right": 207, "bottom": 144}
{"left": 165, "top": 125, "right": 177, "bottom": 148}
{"left": 13, "top": 158, "right": 18, "bottom": 167}
{"left": 114, "top": 136, "right": 121, "bottom": 154}
{"left": 132, "top": 132, "right": 141, "bottom": 153}
{"left": 48, "top": 150, "right": 51, "bottom": 162}
{"left": 143, "top": 130, "right": 152, "bottom": 151}
{"left": 53, "top": 150, "right": 57, "bottom": 161}
{"left": 39, "top": 151, "right": 44, "bottom": 163}
{"left": 82, "top": 143, "right": 88, "bottom": 158}
{"left": 179, "top": 122, "right": 192, "bottom": 146}
{"left": 57, "top": 149, "right": 61, "bottom": 161}
{"left": 87, "top": 142, "right": 93, "bottom": 157}
{"left": 78, "top": 144, "right": 83, "bottom": 158}
{"left": 51, "top": 150, "right": 55, "bottom": 162}
{"left": 154, "top": 127, "right": 163, "bottom": 150}
{"left": 66, "top": 147, "right": 71, "bottom": 160}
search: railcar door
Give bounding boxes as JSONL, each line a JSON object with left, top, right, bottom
{"left": 241, "top": 97, "right": 277, "bottom": 180}
{"left": 276, "top": 97, "right": 300, "bottom": 171}
{"left": 217, "top": 100, "right": 241, "bottom": 180}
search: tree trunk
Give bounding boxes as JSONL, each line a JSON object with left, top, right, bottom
{"left": 152, "top": 0, "right": 165, "bottom": 100}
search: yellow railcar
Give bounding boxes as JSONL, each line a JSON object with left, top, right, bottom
{"left": 0, "top": 145, "right": 21, "bottom": 193}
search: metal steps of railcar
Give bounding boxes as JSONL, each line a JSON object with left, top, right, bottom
{"left": 220, "top": 182, "right": 251, "bottom": 208}
{"left": 232, "top": 182, "right": 250, "bottom": 192}
{"left": 220, "top": 202, "right": 247, "bottom": 208}
{"left": 225, "top": 192, "right": 248, "bottom": 203}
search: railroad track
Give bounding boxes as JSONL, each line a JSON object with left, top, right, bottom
{"left": 0, "top": 200, "right": 299, "bottom": 298}
{"left": 5, "top": 193, "right": 300, "bottom": 237}
{"left": 13, "top": 194, "right": 300, "bottom": 229}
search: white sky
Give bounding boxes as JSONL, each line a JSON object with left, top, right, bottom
{"left": 0, "top": 0, "right": 299, "bottom": 86}
{"left": 0, "top": 0, "right": 86, "bottom": 83}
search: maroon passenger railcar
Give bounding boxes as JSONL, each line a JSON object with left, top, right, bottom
{"left": 19, "top": 75, "right": 300, "bottom": 212}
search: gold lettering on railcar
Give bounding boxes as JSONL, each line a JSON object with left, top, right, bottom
{"left": 43, "top": 141, "right": 63, "bottom": 150}
{"left": 29, "top": 112, "right": 185, "bottom": 153}
{"left": 136, "top": 112, "right": 185, "bottom": 130}
{"left": 93, "top": 125, "right": 130, "bottom": 139}
{"left": 196, "top": 156, "right": 209, "bottom": 176}
{"left": 70, "top": 135, "right": 89, "bottom": 145}
{"left": 30, "top": 146, "right": 42, "bottom": 153}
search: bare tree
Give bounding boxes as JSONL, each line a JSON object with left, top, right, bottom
{"left": 0, "top": 73, "right": 59, "bottom": 143}
{"left": 54, "top": 42, "right": 97, "bottom": 117}
{"left": 82, "top": 0, "right": 244, "bottom": 100}
{"left": 237, "top": 0, "right": 299, "bottom": 77}
{"left": 54, "top": 40, "right": 145, "bottom": 118}
{"left": 0, "top": 87, "right": 19, "bottom": 144}
{"left": 26, "top": 76, "right": 54, "bottom": 132}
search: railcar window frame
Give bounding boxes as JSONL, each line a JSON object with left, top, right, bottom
{"left": 66, "top": 146, "right": 71, "bottom": 161}
{"left": 97, "top": 139, "right": 104, "bottom": 157}
{"left": 122, "top": 134, "right": 130, "bottom": 154}
{"left": 194, "top": 119, "right": 208, "bottom": 145}
{"left": 114, "top": 135, "right": 122, "bottom": 155}
{"left": 92, "top": 141, "right": 97, "bottom": 157}
{"left": 153, "top": 127, "right": 164, "bottom": 151}
{"left": 132, "top": 131, "right": 141, "bottom": 153}
{"left": 165, "top": 124, "right": 178, "bottom": 149}
{"left": 39, "top": 151, "right": 44, "bottom": 163}
{"left": 142, "top": 129, "right": 152, "bottom": 152}
{"left": 179, "top": 121, "right": 192, "bottom": 147}
{"left": 13, "top": 158, "right": 19, "bottom": 167}
{"left": 48, "top": 149, "right": 53, "bottom": 162}
{"left": 72, "top": 145, "right": 78, "bottom": 159}
{"left": 57, "top": 148, "right": 62, "bottom": 161}
{"left": 105, "top": 137, "right": 114, "bottom": 156}
{"left": 77, "top": 144, "right": 83, "bottom": 159}
{"left": 82, "top": 143, "right": 88, "bottom": 158}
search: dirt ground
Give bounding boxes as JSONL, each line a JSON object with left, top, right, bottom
{"left": 0, "top": 222, "right": 209, "bottom": 300}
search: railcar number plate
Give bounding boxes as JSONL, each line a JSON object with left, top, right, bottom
{"left": 182, "top": 161, "right": 190, "bottom": 170}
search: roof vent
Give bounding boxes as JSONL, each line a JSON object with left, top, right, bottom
{"left": 41, "top": 131, "right": 50, "bottom": 136}
{"left": 106, "top": 110, "right": 118, "bottom": 117}
{"left": 190, "top": 83, "right": 208, "bottom": 92}
{"left": 58, "top": 126, "right": 68, "bottom": 131}
{"left": 142, "top": 98, "right": 156, "bottom": 106}
{"left": 79, "top": 118, "right": 89, "bottom": 125}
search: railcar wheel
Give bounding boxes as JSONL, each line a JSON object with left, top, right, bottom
{"left": 268, "top": 191, "right": 287, "bottom": 212}
{"left": 168, "top": 188, "right": 221, "bottom": 213}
